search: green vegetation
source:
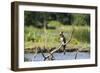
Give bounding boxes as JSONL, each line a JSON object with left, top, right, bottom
{"left": 24, "top": 11, "right": 90, "bottom": 52}
{"left": 24, "top": 25, "right": 90, "bottom": 51}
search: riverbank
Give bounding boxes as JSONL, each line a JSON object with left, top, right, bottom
{"left": 24, "top": 47, "right": 90, "bottom": 54}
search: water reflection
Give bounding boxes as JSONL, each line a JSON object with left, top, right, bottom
{"left": 24, "top": 52, "right": 90, "bottom": 61}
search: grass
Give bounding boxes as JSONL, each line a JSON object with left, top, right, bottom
{"left": 24, "top": 23, "right": 90, "bottom": 52}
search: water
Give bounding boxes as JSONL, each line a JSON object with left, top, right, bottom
{"left": 24, "top": 52, "right": 90, "bottom": 61}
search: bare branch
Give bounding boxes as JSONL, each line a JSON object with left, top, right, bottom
{"left": 44, "top": 27, "right": 75, "bottom": 61}
{"left": 44, "top": 44, "right": 62, "bottom": 60}
{"left": 33, "top": 26, "right": 75, "bottom": 61}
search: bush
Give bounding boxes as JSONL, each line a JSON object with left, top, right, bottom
{"left": 70, "top": 38, "right": 80, "bottom": 46}
{"left": 48, "top": 21, "right": 63, "bottom": 27}
{"left": 73, "top": 26, "right": 90, "bottom": 43}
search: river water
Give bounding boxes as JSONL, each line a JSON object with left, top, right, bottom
{"left": 24, "top": 52, "right": 90, "bottom": 61}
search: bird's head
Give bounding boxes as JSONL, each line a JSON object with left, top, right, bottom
{"left": 59, "top": 31, "right": 64, "bottom": 36}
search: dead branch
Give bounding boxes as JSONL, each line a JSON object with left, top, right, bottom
{"left": 75, "top": 49, "right": 79, "bottom": 59}
{"left": 33, "top": 26, "right": 75, "bottom": 61}
{"left": 44, "top": 27, "right": 74, "bottom": 61}
{"left": 43, "top": 44, "right": 62, "bottom": 61}
{"left": 33, "top": 48, "right": 38, "bottom": 58}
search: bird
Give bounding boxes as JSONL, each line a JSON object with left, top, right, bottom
{"left": 59, "top": 32, "right": 66, "bottom": 55}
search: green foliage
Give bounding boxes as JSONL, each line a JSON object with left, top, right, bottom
{"left": 24, "top": 11, "right": 90, "bottom": 27}
{"left": 73, "top": 26, "right": 90, "bottom": 43}
{"left": 70, "top": 38, "right": 80, "bottom": 46}
{"left": 48, "top": 21, "right": 63, "bottom": 27}
{"left": 24, "top": 25, "right": 90, "bottom": 50}
{"left": 71, "top": 14, "right": 90, "bottom": 26}
{"left": 24, "top": 11, "right": 90, "bottom": 50}
{"left": 25, "top": 26, "right": 44, "bottom": 41}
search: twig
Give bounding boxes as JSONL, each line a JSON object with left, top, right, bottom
{"left": 33, "top": 48, "right": 38, "bottom": 58}
{"left": 75, "top": 49, "right": 79, "bottom": 59}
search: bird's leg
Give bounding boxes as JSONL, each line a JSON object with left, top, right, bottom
{"left": 63, "top": 45, "right": 66, "bottom": 55}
